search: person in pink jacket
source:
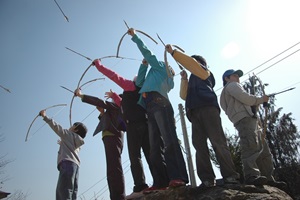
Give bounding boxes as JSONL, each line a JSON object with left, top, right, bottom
{"left": 93, "top": 59, "right": 154, "bottom": 199}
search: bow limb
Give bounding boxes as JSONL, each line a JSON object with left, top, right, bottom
{"left": 136, "top": 30, "right": 158, "bottom": 45}
{"left": 164, "top": 46, "right": 185, "bottom": 71}
{"left": 25, "top": 104, "right": 67, "bottom": 142}
{"left": 254, "top": 74, "right": 268, "bottom": 143}
{"left": 164, "top": 50, "right": 172, "bottom": 78}
{"left": 69, "top": 55, "right": 123, "bottom": 126}
{"left": 117, "top": 30, "right": 158, "bottom": 57}
{"left": 116, "top": 32, "right": 128, "bottom": 57}
{"left": 69, "top": 63, "right": 94, "bottom": 126}
{"left": 25, "top": 115, "right": 39, "bottom": 142}
{"left": 69, "top": 77, "right": 106, "bottom": 126}
{"left": 172, "top": 45, "right": 185, "bottom": 53}
{"left": 80, "top": 78, "right": 105, "bottom": 89}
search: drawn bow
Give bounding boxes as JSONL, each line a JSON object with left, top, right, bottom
{"left": 116, "top": 20, "right": 158, "bottom": 57}
{"left": 69, "top": 55, "right": 130, "bottom": 126}
{"left": 25, "top": 104, "right": 67, "bottom": 142}
{"left": 156, "top": 33, "right": 185, "bottom": 75}
{"left": 254, "top": 74, "right": 269, "bottom": 143}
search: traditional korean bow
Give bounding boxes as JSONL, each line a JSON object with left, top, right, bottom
{"left": 69, "top": 56, "right": 131, "bottom": 126}
{"left": 156, "top": 33, "right": 185, "bottom": 75}
{"left": 253, "top": 74, "right": 269, "bottom": 143}
{"left": 25, "top": 104, "right": 67, "bottom": 142}
{"left": 116, "top": 20, "right": 158, "bottom": 57}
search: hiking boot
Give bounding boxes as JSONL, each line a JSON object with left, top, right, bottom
{"left": 169, "top": 179, "right": 186, "bottom": 188}
{"left": 224, "top": 176, "right": 239, "bottom": 184}
{"left": 267, "top": 180, "right": 287, "bottom": 190}
{"left": 245, "top": 176, "right": 268, "bottom": 186}
{"left": 143, "top": 186, "right": 167, "bottom": 194}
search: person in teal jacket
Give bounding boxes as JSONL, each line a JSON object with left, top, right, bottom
{"left": 128, "top": 28, "right": 189, "bottom": 193}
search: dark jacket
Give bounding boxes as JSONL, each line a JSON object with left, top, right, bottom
{"left": 121, "top": 85, "right": 147, "bottom": 123}
{"left": 81, "top": 95, "right": 126, "bottom": 136}
{"left": 185, "top": 72, "right": 220, "bottom": 120}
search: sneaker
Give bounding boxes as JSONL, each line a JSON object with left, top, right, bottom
{"left": 125, "top": 191, "right": 144, "bottom": 199}
{"left": 143, "top": 186, "right": 167, "bottom": 194}
{"left": 224, "top": 176, "right": 239, "bottom": 184}
{"left": 245, "top": 176, "right": 268, "bottom": 186}
{"left": 169, "top": 179, "right": 186, "bottom": 188}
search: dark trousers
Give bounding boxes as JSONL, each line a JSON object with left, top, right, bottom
{"left": 145, "top": 92, "right": 188, "bottom": 187}
{"left": 126, "top": 120, "right": 153, "bottom": 192}
{"left": 103, "top": 133, "right": 125, "bottom": 200}
{"left": 190, "top": 106, "right": 239, "bottom": 182}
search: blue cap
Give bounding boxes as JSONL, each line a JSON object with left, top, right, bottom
{"left": 222, "top": 69, "right": 243, "bottom": 86}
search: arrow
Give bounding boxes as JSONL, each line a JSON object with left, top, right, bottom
{"left": 53, "top": 0, "right": 69, "bottom": 22}
{"left": 156, "top": 33, "right": 166, "bottom": 46}
{"left": 60, "top": 85, "right": 73, "bottom": 94}
{"left": 268, "top": 87, "right": 296, "bottom": 97}
{"left": 0, "top": 85, "right": 11, "bottom": 93}
{"left": 123, "top": 20, "right": 130, "bottom": 29}
{"left": 65, "top": 47, "right": 92, "bottom": 61}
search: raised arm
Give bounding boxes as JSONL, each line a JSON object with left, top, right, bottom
{"left": 74, "top": 88, "right": 108, "bottom": 108}
{"left": 39, "top": 110, "right": 65, "bottom": 137}
{"left": 135, "top": 59, "right": 148, "bottom": 88}
{"left": 165, "top": 44, "right": 210, "bottom": 80}
{"left": 105, "top": 89, "right": 122, "bottom": 107}
{"left": 227, "top": 82, "right": 267, "bottom": 106}
{"left": 93, "top": 59, "right": 135, "bottom": 91}
{"left": 128, "top": 28, "right": 162, "bottom": 71}
{"left": 179, "top": 70, "right": 188, "bottom": 100}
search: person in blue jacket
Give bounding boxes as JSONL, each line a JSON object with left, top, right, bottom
{"left": 166, "top": 44, "right": 239, "bottom": 189}
{"left": 128, "top": 28, "right": 189, "bottom": 193}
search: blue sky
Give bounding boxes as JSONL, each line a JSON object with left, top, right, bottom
{"left": 1, "top": 0, "right": 300, "bottom": 199}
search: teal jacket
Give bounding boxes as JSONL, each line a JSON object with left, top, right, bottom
{"left": 133, "top": 34, "right": 174, "bottom": 108}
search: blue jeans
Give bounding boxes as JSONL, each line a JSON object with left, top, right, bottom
{"left": 144, "top": 92, "right": 188, "bottom": 187}
{"left": 56, "top": 160, "right": 79, "bottom": 200}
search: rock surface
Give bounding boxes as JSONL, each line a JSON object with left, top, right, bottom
{"left": 137, "top": 184, "right": 293, "bottom": 200}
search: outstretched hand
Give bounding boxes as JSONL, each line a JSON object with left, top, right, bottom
{"left": 262, "top": 95, "right": 269, "bottom": 103}
{"left": 180, "top": 70, "right": 188, "bottom": 80}
{"left": 92, "top": 59, "right": 101, "bottom": 66}
{"left": 39, "top": 110, "right": 46, "bottom": 117}
{"left": 74, "top": 88, "right": 82, "bottom": 97}
{"left": 165, "top": 44, "right": 174, "bottom": 54}
{"left": 142, "top": 58, "right": 148, "bottom": 66}
{"left": 128, "top": 28, "right": 136, "bottom": 36}
{"left": 105, "top": 89, "right": 114, "bottom": 99}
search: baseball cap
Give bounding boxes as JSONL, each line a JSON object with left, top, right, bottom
{"left": 222, "top": 69, "right": 243, "bottom": 86}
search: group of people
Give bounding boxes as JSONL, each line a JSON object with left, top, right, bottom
{"left": 38, "top": 28, "right": 286, "bottom": 200}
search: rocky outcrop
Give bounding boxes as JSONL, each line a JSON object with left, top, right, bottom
{"left": 139, "top": 184, "right": 293, "bottom": 200}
